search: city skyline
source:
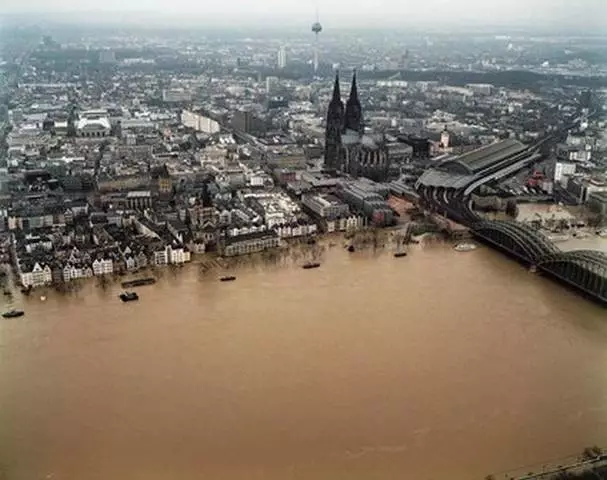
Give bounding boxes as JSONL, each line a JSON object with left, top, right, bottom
{"left": 1, "top": 4, "right": 606, "bottom": 478}
{"left": 1, "top": 0, "right": 606, "bottom": 31}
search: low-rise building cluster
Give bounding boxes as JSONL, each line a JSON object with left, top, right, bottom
{"left": 2, "top": 29, "right": 604, "bottom": 290}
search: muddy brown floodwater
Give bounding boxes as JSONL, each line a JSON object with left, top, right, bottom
{"left": 1, "top": 242, "right": 606, "bottom": 480}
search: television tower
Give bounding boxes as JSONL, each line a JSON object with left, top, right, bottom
{"left": 311, "top": 9, "right": 322, "bottom": 74}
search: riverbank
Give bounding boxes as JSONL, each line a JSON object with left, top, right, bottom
{"left": 3, "top": 229, "right": 446, "bottom": 300}
{"left": 1, "top": 238, "right": 605, "bottom": 480}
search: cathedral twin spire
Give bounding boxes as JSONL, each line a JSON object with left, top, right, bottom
{"left": 324, "top": 71, "right": 388, "bottom": 179}
{"left": 324, "top": 70, "right": 364, "bottom": 170}
{"left": 344, "top": 70, "right": 363, "bottom": 134}
{"left": 327, "top": 70, "right": 363, "bottom": 135}
{"left": 331, "top": 71, "right": 342, "bottom": 104}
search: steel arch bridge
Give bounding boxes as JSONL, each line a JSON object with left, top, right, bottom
{"left": 472, "top": 220, "right": 558, "bottom": 264}
{"left": 537, "top": 250, "right": 607, "bottom": 303}
{"left": 472, "top": 221, "right": 607, "bottom": 304}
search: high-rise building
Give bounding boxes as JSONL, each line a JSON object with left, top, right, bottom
{"left": 162, "top": 89, "right": 192, "bottom": 103}
{"left": 99, "top": 50, "right": 116, "bottom": 64}
{"left": 266, "top": 76, "right": 279, "bottom": 95}
{"left": 231, "top": 110, "right": 266, "bottom": 136}
{"left": 278, "top": 46, "right": 287, "bottom": 69}
{"left": 181, "top": 110, "right": 221, "bottom": 134}
{"left": 440, "top": 127, "right": 451, "bottom": 149}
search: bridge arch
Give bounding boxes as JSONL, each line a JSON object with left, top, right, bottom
{"left": 537, "top": 251, "right": 607, "bottom": 303}
{"left": 472, "top": 221, "right": 557, "bottom": 264}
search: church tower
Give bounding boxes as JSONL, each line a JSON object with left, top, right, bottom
{"left": 344, "top": 70, "right": 363, "bottom": 134}
{"left": 324, "top": 72, "right": 344, "bottom": 170}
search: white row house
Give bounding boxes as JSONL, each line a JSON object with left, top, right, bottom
{"left": 223, "top": 232, "right": 280, "bottom": 257}
{"left": 170, "top": 246, "right": 191, "bottom": 264}
{"left": 92, "top": 258, "right": 114, "bottom": 276}
{"left": 20, "top": 262, "right": 53, "bottom": 287}
{"left": 227, "top": 225, "right": 267, "bottom": 238}
{"left": 125, "top": 256, "right": 137, "bottom": 271}
{"left": 325, "top": 215, "right": 365, "bottom": 233}
{"left": 153, "top": 246, "right": 192, "bottom": 266}
{"left": 124, "top": 254, "right": 150, "bottom": 271}
{"left": 63, "top": 265, "right": 94, "bottom": 282}
{"left": 274, "top": 223, "right": 317, "bottom": 239}
{"left": 153, "top": 248, "right": 169, "bottom": 266}
{"left": 187, "top": 240, "right": 207, "bottom": 255}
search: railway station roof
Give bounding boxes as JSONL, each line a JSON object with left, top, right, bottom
{"left": 440, "top": 139, "right": 527, "bottom": 175}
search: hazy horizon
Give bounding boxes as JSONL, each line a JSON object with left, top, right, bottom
{"left": 1, "top": 0, "right": 606, "bottom": 31}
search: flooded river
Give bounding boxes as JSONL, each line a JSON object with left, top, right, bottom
{"left": 1, "top": 242, "right": 606, "bottom": 480}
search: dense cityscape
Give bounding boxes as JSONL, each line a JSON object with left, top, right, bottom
{"left": 1, "top": 21, "right": 605, "bottom": 296}
{"left": 1, "top": 7, "right": 607, "bottom": 480}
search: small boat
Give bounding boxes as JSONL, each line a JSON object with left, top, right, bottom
{"left": 2, "top": 309, "right": 24, "bottom": 318}
{"left": 40, "top": 296, "right": 47, "bottom": 302}
{"left": 302, "top": 262, "right": 321, "bottom": 270}
{"left": 347, "top": 245, "right": 355, "bottom": 253}
{"left": 547, "top": 233, "right": 570, "bottom": 243}
{"left": 119, "top": 291, "right": 139, "bottom": 302}
{"left": 306, "top": 238, "right": 317, "bottom": 245}
{"left": 454, "top": 243, "right": 477, "bottom": 252}
{"left": 529, "top": 265, "right": 538, "bottom": 273}
{"left": 121, "top": 277, "right": 156, "bottom": 288}
{"left": 220, "top": 276, "right": 237, "bottom": 282}
{"left": 3, "top": 289, "right": 11, "bottom": 296}
{"left": 21, "top": 286, "right": 32, "bottom": 296}
{"left": 394, "top": 252, "right": 408, "bottom": 258}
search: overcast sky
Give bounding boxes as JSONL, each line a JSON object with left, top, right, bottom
{"left": 1, "top": 0, "right": 606, "bottom": 30}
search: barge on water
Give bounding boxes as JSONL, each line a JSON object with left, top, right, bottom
{"left": 119, "top": 291, "right": 139, "bottom": 302}
{"left": 302, "top": 262, "right": 321, "bottom": 270}
{"left": 121, "top": 278, "right": 156, "bottom": 288}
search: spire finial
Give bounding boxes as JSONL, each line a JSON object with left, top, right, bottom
{"left": 349, "top": 69, "right": 358, "bottom": 101}
{"left": 332, "top": 70, "right": 341, "bottom": 102}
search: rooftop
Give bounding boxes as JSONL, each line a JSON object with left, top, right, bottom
{"left": 77, "top": 117, "right": 111, "bottom": 131}
{"left": 440, "top": 139, "right": 527, "bottom": 175}
{"left": 126, "top": 191, "right": 152, "bottom": 198}
{"left": 224, "top": 230, "right": 278, "bottom": 246}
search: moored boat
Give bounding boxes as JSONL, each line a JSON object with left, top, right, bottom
{"left": 121, "top": 277, "right": 156, "bottom": 288}
{"left": 347, "top": 245, "right": 355, "bottom": 253}
{"left": 119, "top": 291, "right": 139, "bottom": 302}
{"left": 220, "top": 276, "right": 237, "bottom": 282}
{"left": 302, "top": 262, "right": 321, "bottom": 270}
{"left": 454, "top": 242, "right": 477, "bottom": 252}
{"left": 2, "top": 309, "right": 24, "bottom": 318}
{"left": 547, "top": 233, "right": 570, "bottom": 243}
{"left": 394, "top": 252, "right": 408, "bottom": 258}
